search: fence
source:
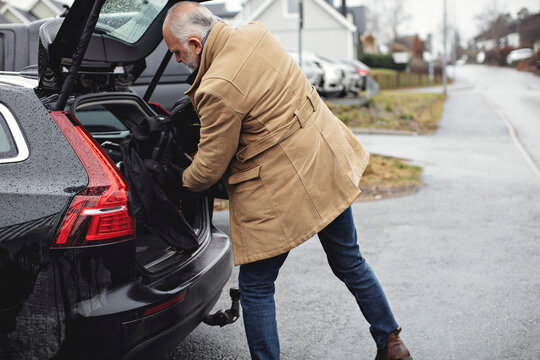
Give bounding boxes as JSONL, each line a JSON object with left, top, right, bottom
{"left": 371, "top": 71, "right": 443, "bottom": 90}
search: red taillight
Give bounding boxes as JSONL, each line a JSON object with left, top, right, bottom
{"left": 50, "top": 111, "right": 135, "bottom": 247}
{"left": 357, "top": 69, "right": 368, "bottom": 76}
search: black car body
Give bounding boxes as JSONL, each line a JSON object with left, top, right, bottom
{"left": 0, "top": 1, "right": 233, "bottom": 359}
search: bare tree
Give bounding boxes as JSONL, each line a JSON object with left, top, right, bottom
{"left": 387, "top": 0, "right": 411, "bottom": 41}
{"left": 474, "top": 0, "right": 510, "bottom": 44}
{"left": 363, "top": 0, "right": 411, "bottom": 48}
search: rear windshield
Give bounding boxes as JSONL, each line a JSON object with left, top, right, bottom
{"left": 75, "top": 100, "right": 149, "bottom": 133}
{"left": 96, "top": 0, "right": 168, "bottom": 44}
{"left": 75, "top": 103, "right": 130, "bottom": 133}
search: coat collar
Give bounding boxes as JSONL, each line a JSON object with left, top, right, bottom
{"left": 184, "top": 21, "right": 231, "bottom": 97}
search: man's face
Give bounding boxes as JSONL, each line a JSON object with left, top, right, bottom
{"left": 163, "top": 27, "right": 200, "bottom": 72}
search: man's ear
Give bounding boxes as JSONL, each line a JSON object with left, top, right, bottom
{"left": 187, "top": 37, "right": 203, "bottom": 56}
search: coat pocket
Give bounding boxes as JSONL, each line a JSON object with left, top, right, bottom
{"left": 228, "top": 165, "right": 262, "bottom": 185}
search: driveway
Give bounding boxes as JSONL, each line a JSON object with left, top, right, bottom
{"left": 165, "top": 64, "right": 540, "bottom": 359}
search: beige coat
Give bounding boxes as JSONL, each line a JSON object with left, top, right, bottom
{"left": 183, "top": 22, "right": 370, "bottom": 265}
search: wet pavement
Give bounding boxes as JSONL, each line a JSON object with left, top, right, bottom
{"left": 165, "top": 64, "right": 540, "bottom": 360}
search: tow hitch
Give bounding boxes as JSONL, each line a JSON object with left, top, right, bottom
{"left": 202, "top": 288, "right": 240, "bottom": 327}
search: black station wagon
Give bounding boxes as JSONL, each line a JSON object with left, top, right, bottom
{"left": 0, "top": 0, "right": 235, "bottom": 359}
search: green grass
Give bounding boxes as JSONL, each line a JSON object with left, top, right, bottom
{"left": 360, "top": 155, "right": 423, "bottom": 187}
{"left": 327, "top": 91, "right": 447, "bottom": 134}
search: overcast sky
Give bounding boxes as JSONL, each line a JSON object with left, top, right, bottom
{"left": 223, "top": 0, "right": 539, "bottom": 42}
{"left": 393, "top": 0, "right": 539, "bottom": 40}
{"left": 7, "top": 0, "right": 540, "bottom": 43}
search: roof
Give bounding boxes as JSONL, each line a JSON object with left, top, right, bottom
{"left": 0, "top": 0, "right": 65, "bottom": 23}
{"left": 204, "top": 2, "right": 239, "bottom": 18}
{"left": 346, "top": 5, "right": 366, "bottom": 34}
{"left": 240, "top": 0, "right": 356, "bottom": 32}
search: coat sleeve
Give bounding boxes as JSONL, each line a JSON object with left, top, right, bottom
{"left": 182, "top": 89, "right": 243, "bottom": 192}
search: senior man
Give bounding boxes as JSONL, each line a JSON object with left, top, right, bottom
{"left": 162, "top": 3, "right": 412, "bottom": 360}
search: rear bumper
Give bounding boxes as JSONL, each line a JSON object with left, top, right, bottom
{"left": 62, "top": 231, "right": 233, "bottom": 359}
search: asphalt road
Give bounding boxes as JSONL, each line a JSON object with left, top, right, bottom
{"left": 164, "top": 65, "right": 540, "bottom": 360}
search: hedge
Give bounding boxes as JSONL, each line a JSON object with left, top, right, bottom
{"left": 360, "top": 54, "right": 407, "bottom": 71}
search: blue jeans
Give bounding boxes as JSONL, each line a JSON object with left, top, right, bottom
{"left": 239, "top": 206, "right": 399, "bottom": 359}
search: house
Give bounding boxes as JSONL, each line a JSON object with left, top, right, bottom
{"left": 517, "top": 12, "right": 540, "bottom": 51}
{"left": 234, "top": 0, "right": 357, "bottom": 60}
{"left": 472, "top": 12, "right": 540, "bottom": 52}
{"left": 0, "top": 0, "right": 65, "bottom": 24}
{"left": 345, "top": 5, "right": 366, "bottom": 35}
{"left": 204, "top": 2, "right": 239, "bottom": 23}
{"left": 0, "top": 1, "right": 30, "bottom": 23}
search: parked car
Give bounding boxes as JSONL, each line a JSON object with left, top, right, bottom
{"left": 299, "top": 52, "right": 345, "bottom": 97}
{"left": 340, "top": 59, "right": 370, "bottom": 91}
{"left": 287, "top": 51, "right": 324, "bottom": 92}
{"left": 318, "top": 56, "right": 361, "bottom": 96}
{"left": 506, "top": 48, "right": 533, "bottom": 65}
{"left": 0, "top": 1, "right": 235, "bottom": 359}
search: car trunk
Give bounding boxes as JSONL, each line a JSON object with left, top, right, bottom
{"left": 67, "top": 92, "right": 210, "bottom": 277}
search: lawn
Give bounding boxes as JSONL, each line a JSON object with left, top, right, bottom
{"left": 357, "top": 154, "right": 423, "bottom": 200}
{"left": 327, "top": 91, "right": 446, "bottom": 134}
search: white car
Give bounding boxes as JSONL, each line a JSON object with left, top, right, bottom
{"left": 319, "top": 56, "right": 361, "bottom": 96}
{"left": 299, "top": 52, "right": 345, "bottom": 96}
{"left": 340, "top": 59, "right": 370, "bottom": 91}
{"left": 288, "top": 51, "right": 324, "bottom": 91}
{"left": 506, "top": 48, "right": 533, "bottom": 65}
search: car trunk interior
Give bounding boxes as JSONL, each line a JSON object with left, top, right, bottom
{"left": 68, "top": 92, "right": 210, "bottom": 276}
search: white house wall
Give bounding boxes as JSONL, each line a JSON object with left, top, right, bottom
{"left": 244, "top": 0, "right": 354, "bottom": 59}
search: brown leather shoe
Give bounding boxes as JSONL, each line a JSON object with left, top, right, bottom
{"left": 374, "top": 327, "right": 412, "bottom": 360}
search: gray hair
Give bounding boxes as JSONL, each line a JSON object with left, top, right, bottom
{"left": 165, "top": 2, "right": 220, "bottom": 43}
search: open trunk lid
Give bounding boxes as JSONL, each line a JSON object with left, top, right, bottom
{"left": 37, "top": 0, "right": 204, "bottom": 94}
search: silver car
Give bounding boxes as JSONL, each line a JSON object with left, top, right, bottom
{"left": 319, "top": 56, "right": 362, "bottom": 96}
{"left": 288, "top": 51, "right": 324, "bottom": 91}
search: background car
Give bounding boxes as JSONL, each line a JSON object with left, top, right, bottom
{"left": 0, "top": 0, "right": 234, "bottom": 359}
{"left": 318, "top": 56, "right": 361, "bottom": 96}
{"left": 287, "top": 51, "right": 324, "bottom": 92}
{"left": 340, "top": 58, "right": 371, "bottom": 91}
{"left": 506, "top": 48, "right": 534, "bottom": 65}
{"left": 300, "top": 52, "right": 345, "bottom": 97}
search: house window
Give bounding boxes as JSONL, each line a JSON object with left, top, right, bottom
{"left": 31, "top": 3, "right": 57, "bottom": 19}
{"left": 2, "top": 9, "right": 24, "bottom": 23}
{"left": 285, "top": 0, "right": 299, "bottom": 16}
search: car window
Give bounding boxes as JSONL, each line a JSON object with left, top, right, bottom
{"left": 0, "top": 104, "right": 28, "bottom": 163}
{"left": 74, "top": 100, "right": 151, "bottom": 134}
{"left": 75, "top": 103, "right": 130, "bottom": 133}
{"left": 0, "top": 115, "right": 14, "bottom": 155}
{"left": 96, "top": 0, "right": 168, "bottom": 44}
{"left": 0, "top": 34, "right": 4, "bottom": 70}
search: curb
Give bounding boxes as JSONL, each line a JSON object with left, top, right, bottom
{"left": 349, "top": 128, "right": 419, "bottom": 136}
